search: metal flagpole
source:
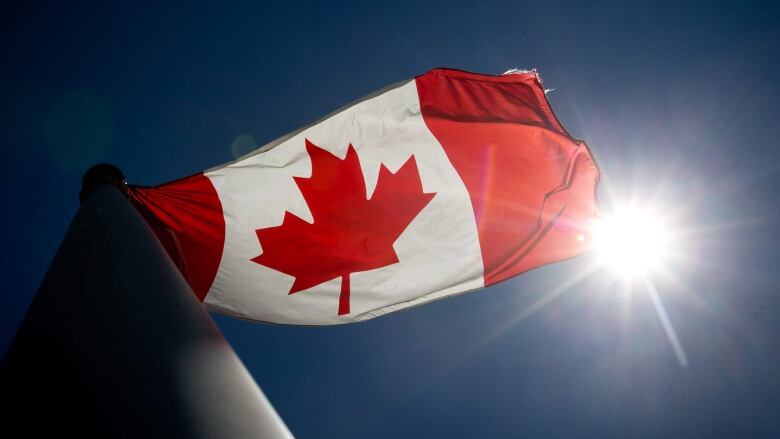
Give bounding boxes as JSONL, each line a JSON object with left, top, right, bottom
{"left": 1, "top": 164, "right": 293, "bottom": 438}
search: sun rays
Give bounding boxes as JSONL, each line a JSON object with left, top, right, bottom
{"left": 488, "top": 166, "right": 701, "bottom": 368}
{"left": 545, "top": 188, "right": 693, "bottom": 366}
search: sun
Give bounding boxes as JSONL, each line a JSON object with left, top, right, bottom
{"left": 589, "top": 206, "right": 671, "bottom": 278}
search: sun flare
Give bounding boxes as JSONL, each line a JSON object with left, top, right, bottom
{"left": 590, "top": 206, "right": 671, "bottom": 278}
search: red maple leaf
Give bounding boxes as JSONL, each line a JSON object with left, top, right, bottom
{"left": 252, "top": 139, "right": 435, "bottom": 316}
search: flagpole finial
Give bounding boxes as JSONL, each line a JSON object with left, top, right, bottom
{"left": 80, "top": 163, "right": 129, "bottom": 204}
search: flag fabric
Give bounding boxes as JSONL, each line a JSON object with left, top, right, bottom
{"left": 129, "top": 68, "right": 600, "bottom": 324}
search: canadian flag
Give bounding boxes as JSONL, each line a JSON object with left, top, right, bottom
{"left": 130, "top": 68, "right": 600, "bottom": 324}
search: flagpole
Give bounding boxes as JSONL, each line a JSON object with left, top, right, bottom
{"left": 1, "top": 164, "right": 293, "bottom": 438}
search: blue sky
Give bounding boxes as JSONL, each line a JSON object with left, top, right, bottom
{"left": 2, "top": 1, "right": 779, "bottom": 437}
